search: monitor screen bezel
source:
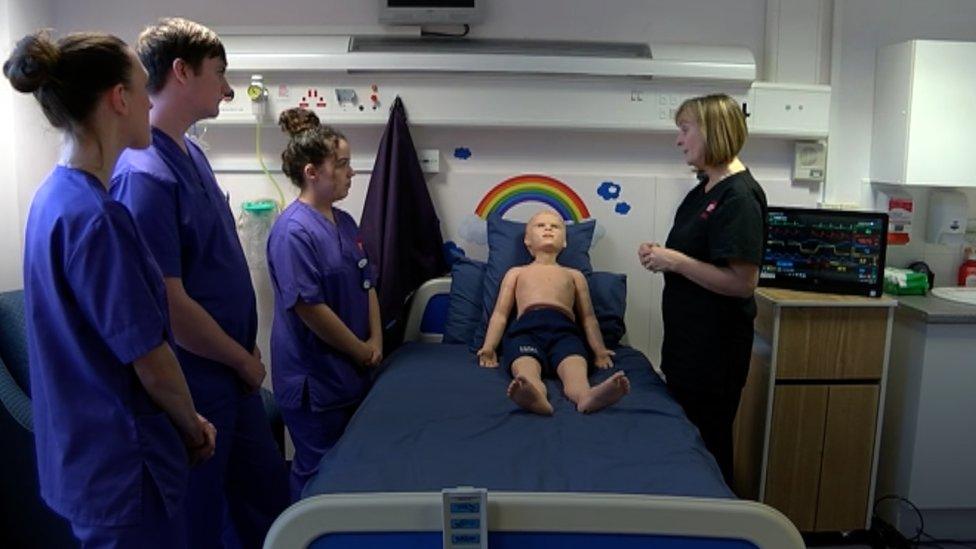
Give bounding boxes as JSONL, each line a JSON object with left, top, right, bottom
{"left": 759, "top": 206, "right": 890, "bottom": 297}
{"left": 378, "top": 0, "right": 485, "bottom": 25}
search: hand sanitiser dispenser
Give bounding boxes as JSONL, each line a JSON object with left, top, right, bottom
{"left": 926, "top": 190, "right": 968, "bottom": 245}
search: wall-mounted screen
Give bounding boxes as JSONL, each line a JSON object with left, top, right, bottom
{"left": 379, "top": 0, "right": 485, "bottom": 25}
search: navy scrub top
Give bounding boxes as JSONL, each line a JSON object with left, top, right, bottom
{"left": 111, "top": 128, "right": 258, "bottom": 401}
{"left": 24, "top": 166, "right": 187, "bottom": 526}
{"left": 266, "top": 202, "right": 374, "bottom": 411}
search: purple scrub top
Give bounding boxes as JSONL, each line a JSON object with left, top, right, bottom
{"left": 111, "top": 128, "right": 257, "bottom": 401}
{"left": 266, "top": 202, "right": 373, "bottom": 411}
{"left": 24, "top": 166, "right": 188, "bottom": 526}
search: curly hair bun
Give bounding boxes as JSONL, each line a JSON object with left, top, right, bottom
{"left": 278, "top": 108, "right": 320, "bottom": 136}
{"left": 3, "top": 31, "right": 60, "bottom": 94}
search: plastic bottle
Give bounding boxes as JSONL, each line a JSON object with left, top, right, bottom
{"left": 959, "top": 246, "right": 976, "bottom": 287}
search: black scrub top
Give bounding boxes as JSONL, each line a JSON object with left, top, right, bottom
{"left": 660, "top": 169, "right": 768, "bottom": 394}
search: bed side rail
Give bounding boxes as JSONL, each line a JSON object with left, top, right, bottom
{"left": 402, "top": 276, "right": 453, "bottom": 343}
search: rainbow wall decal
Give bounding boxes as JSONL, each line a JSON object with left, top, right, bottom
{"left": 474, "top": 174, "right": 591, "bottom": 222}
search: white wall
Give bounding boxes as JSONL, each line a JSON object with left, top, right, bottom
{"left": 825, "top": 0, "right": 976, "bottom": 282}
{"left": 51, "top": 0, "right": 767, "bottom": 54}
{"left": 17, "top": 0, "right": 976, "bottom": 347}
{"left": 0, "top": 0, "right": 20, "bottom": 291}
{"left": 827, "top": 0, "right": 976, "bottom": 206}
{"left": 0, "top": 0, "right": 57, "bottom": 291}
{"left": 21, "top": 0, "right": 793, "bottom": 363}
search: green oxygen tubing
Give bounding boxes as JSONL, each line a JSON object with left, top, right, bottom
{"left": 250, "top": 74, "right": 285, "bottom": 210}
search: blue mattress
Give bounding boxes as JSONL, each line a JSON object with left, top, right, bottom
{"left": 304, "top": 343, "right": 734, "bottom": 499}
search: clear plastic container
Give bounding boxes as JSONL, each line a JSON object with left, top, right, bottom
{"left": 239, "top": 199, "right": 278, "bottom": 270}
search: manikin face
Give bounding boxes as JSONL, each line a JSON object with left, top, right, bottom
{"left": 310, "top": 139, "right": 355, "bottom": 203}
{"left": 675, "top": 111, "right": 707, "bottom": 170}
{"left": 185, "top": 55, "right": 231, "bottom": 120}
{"left": 524, "top": 211, "right": 567, "bottom": 255}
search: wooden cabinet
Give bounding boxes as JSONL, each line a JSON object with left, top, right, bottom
{"left": 733, "top": 289, "right": 895, "bottom": 532}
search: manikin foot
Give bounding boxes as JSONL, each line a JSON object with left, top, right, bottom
{"left": 577, "top": 371, "right": 630, "bottom": 413}
{"left": 507, "top": 375, "right": 554, "bottom": 415}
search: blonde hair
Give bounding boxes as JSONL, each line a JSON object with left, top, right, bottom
{"left": 675, "top": 93, "right": 748, "bottom": 167}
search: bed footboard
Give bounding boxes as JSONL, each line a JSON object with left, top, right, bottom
{"left": 264, "top": 491, "right": 803, "bottom": 548}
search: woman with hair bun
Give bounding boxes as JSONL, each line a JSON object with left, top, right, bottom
{"left": 266, "top": 108, "right": 382, "bottom": 500}
{"left": 4, "top": 30, "right": 214, "bottom": 547}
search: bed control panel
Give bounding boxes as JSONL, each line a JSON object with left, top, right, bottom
{"left": 442, "top": 487, "right": 488, "bottom": 549}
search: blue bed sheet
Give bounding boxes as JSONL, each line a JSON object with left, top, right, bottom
{"left": 304, "top": 343, "right": 733, "bottom": 499}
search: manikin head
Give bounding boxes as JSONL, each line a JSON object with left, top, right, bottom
{"left": 524, "top": 210, "right": 567, "bottom": 257}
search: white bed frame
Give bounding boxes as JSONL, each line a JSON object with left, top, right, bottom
{"left": 402, "top": 277, "right": 453, "bottom": 343}
{"left": 265, "top": 276, "right": 805, "bottom": 549}
{"left": 265, "top": 492, "right": 804, "bottom": 548}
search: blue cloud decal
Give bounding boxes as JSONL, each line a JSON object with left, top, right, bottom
{"left": 597, "top": 181, "right": 621, "bottom": 201}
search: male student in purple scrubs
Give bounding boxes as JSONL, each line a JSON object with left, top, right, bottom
{"left": 111, "top": 17, "right": 288, "bottom": 549}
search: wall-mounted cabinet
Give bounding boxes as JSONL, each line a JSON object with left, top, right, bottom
{"left": 871, "top": 40, "right": 976, "bottom": 187}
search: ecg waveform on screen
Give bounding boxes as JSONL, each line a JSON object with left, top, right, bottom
{"left": 762, "top": 214, "right": 884, "bottom": 284}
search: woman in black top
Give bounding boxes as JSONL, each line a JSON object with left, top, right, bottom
{"left": 638, "top": 94, "right": 767, "bottom": 487}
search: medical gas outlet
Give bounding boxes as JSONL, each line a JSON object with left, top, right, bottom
{"left": 247, "top": 74, "right": 269, "bottom": 118}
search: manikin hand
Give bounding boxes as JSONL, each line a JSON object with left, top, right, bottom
{"left": 593, "top": 348, "right": 616, "bottom": 369}
{"left": 477, "top": 347, "right": 499, "bottom": 368}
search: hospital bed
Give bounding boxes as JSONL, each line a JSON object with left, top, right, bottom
{"left": 264, "top": 277, "right": 803, "bottom": 548}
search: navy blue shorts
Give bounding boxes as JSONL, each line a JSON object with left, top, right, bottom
{"left": 502, "top": 308, "right": 588, "bottom": 377}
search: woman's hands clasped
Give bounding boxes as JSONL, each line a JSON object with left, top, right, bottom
{"left": 638, "top": 242, "right": 687, "bottom": 274}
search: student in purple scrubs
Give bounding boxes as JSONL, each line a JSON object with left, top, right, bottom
{"left": 267, "top": 108, "right": 383, "bottom": 499}
{"left": 110, "top": 18, "right": 288, "bottom": 549}
{"left": 4, "top": 30, "right": 216, "bottom": 548}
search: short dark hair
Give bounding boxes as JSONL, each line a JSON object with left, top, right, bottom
{"left": 136, "top": 17, "right": 225, "bottom": 94}
{"left": 3, "top": 30, "right": 132, "bottom": 134}
{"left": 278, "top": 108, "right": 346, "bottom": 188}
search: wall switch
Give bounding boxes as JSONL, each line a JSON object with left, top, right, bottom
{"left": 418, "top": 149, "right": 440, "bottom": 173}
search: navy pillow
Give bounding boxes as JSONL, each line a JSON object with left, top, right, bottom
{"left": 472, "top": 215, "right": 596, "bottom": 350}
{"left": 587, "top": 271, "right": 627, "bottom": 348}
{"left": 443, "top": 257, "right": 487, "bottom": 344}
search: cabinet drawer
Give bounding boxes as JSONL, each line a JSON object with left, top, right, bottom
{"left": 775, "top": 307, "right": 887, "bottom": 380}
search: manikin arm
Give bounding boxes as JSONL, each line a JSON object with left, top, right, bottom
{"left": 572, "top": 270, "right": 614, "bottom": 368}
{"left": 477, "top": 268, "right": 521, "bottom": 367}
